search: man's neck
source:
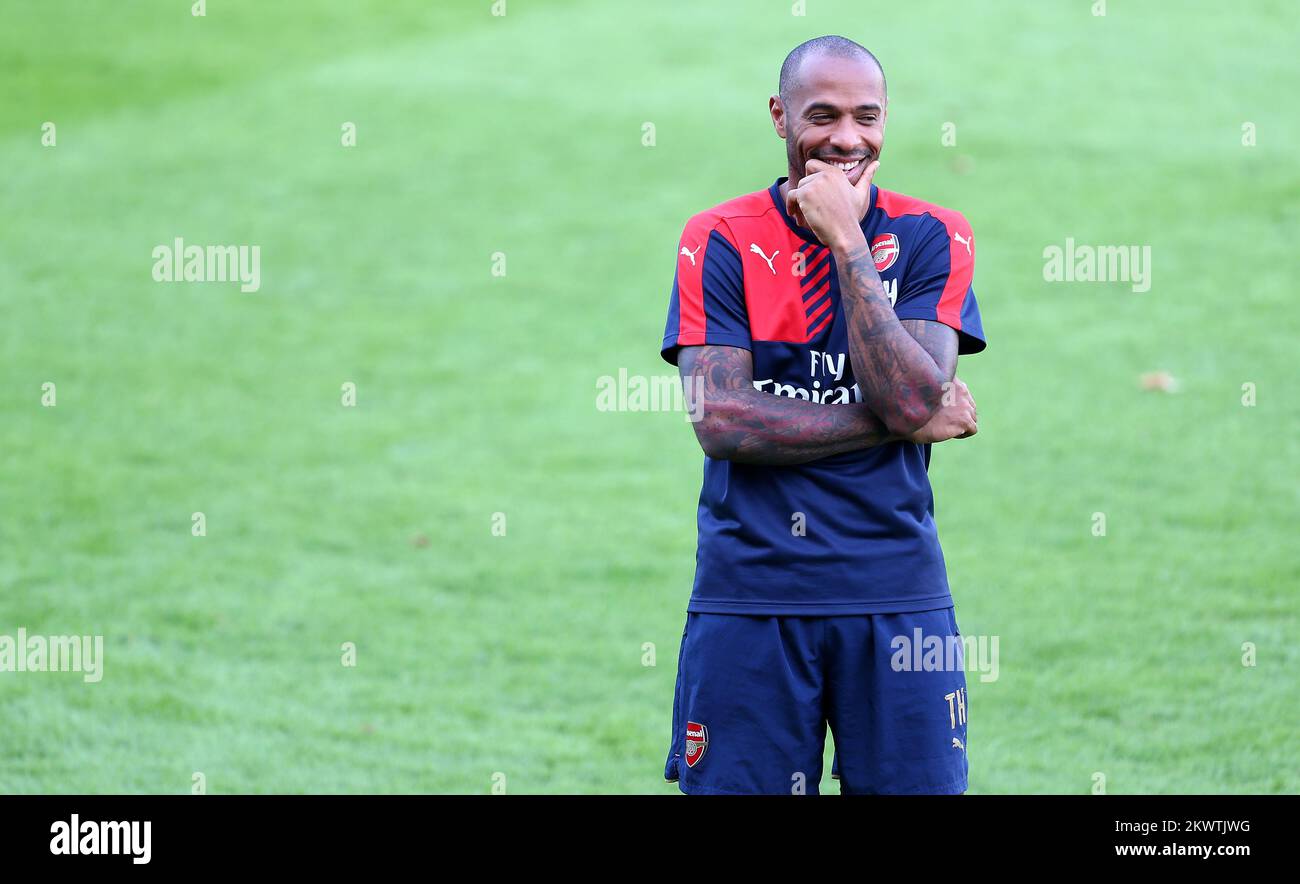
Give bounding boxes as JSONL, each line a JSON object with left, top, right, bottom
{"left": 777, "top": 171, "right": 799, "bottom": 203}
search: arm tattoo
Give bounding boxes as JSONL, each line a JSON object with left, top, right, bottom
{"left": 899, "top": 319, "right": 959, "bottom": 381}
{"left": 836, "top": 243, "right": 951, "bottom": 434}
{"left": 678, "top": 345, "right": 896, "bottom": 466}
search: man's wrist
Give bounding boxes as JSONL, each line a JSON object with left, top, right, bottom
{"left": 829, "top": 227, "right": 868, "bottom": 257}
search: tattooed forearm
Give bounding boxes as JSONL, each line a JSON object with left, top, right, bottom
{"left": 679, "top": 345, "right": 897, "bottom": 465}
{"left": 836, "top": 243, "right": 953, "bottom": 435}
{"left": 899, "top": 319, "right": 959, "bottom": 381}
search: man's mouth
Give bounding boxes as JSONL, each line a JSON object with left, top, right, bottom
{"left": 822, "top": 157, "right": 866, "bottom": 173}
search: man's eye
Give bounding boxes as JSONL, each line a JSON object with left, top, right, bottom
{"left": 858, "top": 116, "right": 878, "bottom": 124}
{"left": 810, "top": 115, "right": 832, "bottom": 123}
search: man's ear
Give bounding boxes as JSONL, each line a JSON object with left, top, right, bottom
{"left": 769, "top": 95, "right": 787, "bottom": 138}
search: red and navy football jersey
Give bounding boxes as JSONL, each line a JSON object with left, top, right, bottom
{"left": 661, "top": 178, "right": 986, "bottom": 614}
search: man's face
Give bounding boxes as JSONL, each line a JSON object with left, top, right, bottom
{"left": 770, "top": 53, "right": 887, "bottom": 189}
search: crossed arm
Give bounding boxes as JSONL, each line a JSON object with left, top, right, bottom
{"left": 837, "top": 241, "right": 957, "bottom": 435}
{"left": 678, "top": 317, "right": 960, "bottom": 466}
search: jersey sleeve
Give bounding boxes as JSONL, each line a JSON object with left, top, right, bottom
{"left": 660, "top": 218, "right": 750, "bottom": 366}
{"left": 893, "top": 213, "right": 986, "bottom": 355}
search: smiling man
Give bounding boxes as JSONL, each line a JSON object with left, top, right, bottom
{"left": 660, "top": 35, "right": 987, "bottom": 795}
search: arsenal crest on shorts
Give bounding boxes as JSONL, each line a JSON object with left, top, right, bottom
{"left": 684, "top": 721, "right": 709, "bottom": 768}
{"left": 871, "top": 233, "right": 900, "bottom": 272}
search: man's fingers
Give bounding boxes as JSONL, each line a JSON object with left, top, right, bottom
{"left": 804, "top": 158, "right": 835, "bottom": 177}
{"left": 854, "top": 159, "right": 881, "bottom": 196}
{"left": 955, "top": 380, "right": 975, "bottom": 410}
{"left": 786, "top": 189, "right": 808, "bottom": 228}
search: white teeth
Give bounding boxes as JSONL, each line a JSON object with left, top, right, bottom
{"left": 834, "top": 160, "right": 861, "bottom": 172}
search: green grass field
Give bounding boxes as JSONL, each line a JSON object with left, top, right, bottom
{"left": 1, "top": 0, "right": 1296, "bottom": 794}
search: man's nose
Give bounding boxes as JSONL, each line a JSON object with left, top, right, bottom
{"left": 827, "top": 118, "right": 862, "bottom": 154}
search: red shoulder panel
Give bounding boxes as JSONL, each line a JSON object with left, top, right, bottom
{"left": 674, "top": 192, "right": 768, "bottom": 346}
{"left": 875, "top": 189, "right": 974, "bottom": 330}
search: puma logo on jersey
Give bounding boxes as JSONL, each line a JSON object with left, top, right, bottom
{"left": 952, "top": 737, "right": 965, "bottom": 751}
{"left": 749, "top": 243, "right": 779, "bottom": 275}
{"left": 679, "top": 245, "right": 702, "bottom": 266}
{"left": 953, "top": 231, "right": 972, "bottom": 256}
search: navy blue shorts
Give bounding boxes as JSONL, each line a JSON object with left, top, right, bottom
{"left": 664, "top": 609, "right": 968, "bottom": 795}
